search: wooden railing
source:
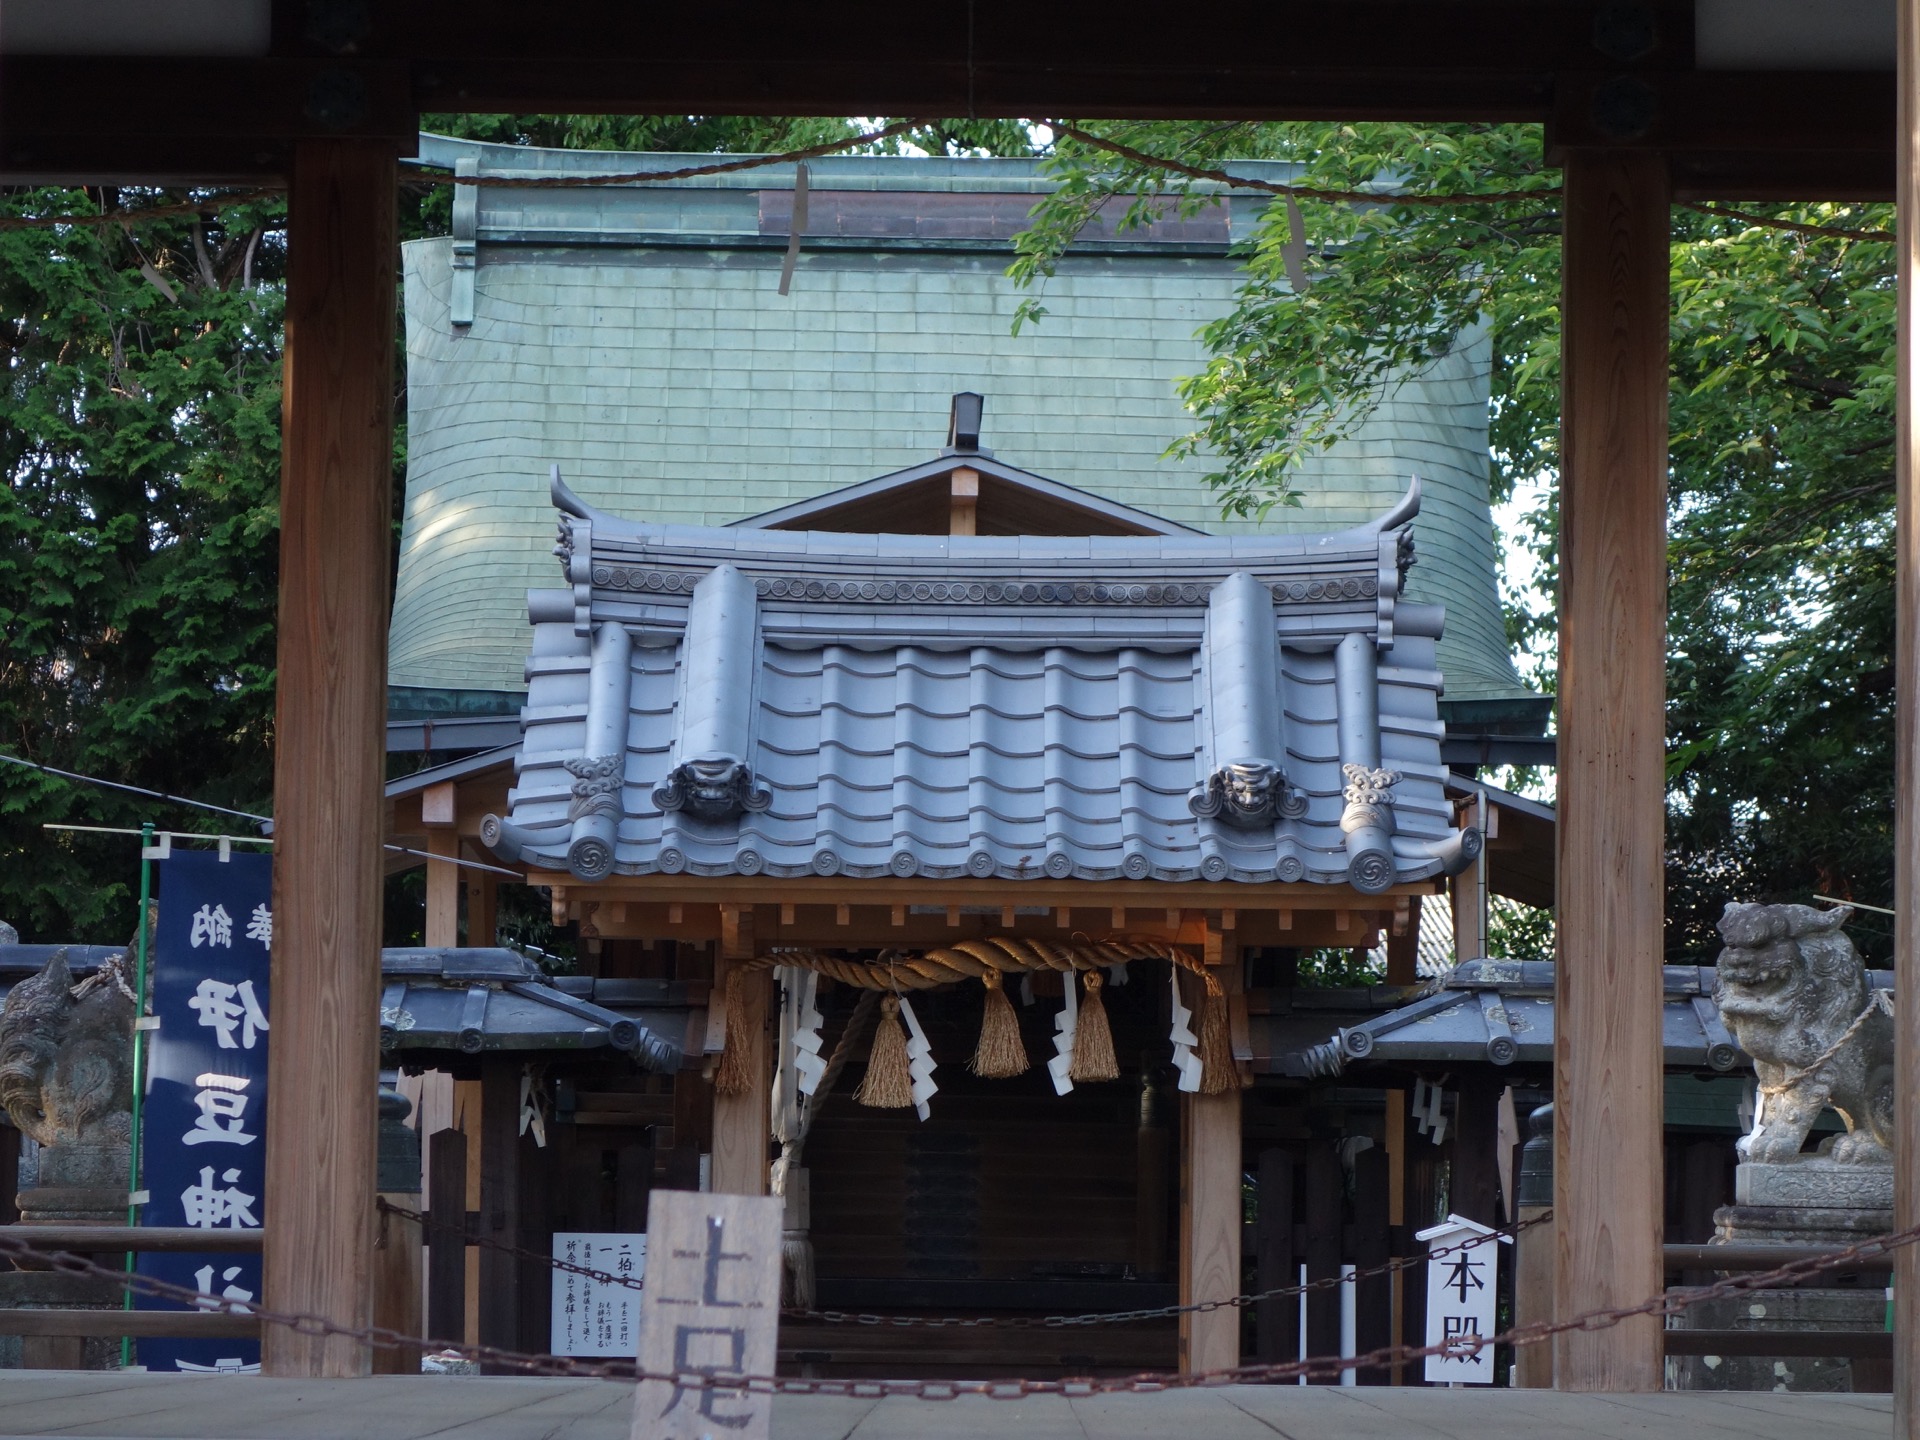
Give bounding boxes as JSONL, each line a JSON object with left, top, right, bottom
{"left": 0, "top": 1226, "right": 262, "bottom": 1341}
{"left": 1662, "top": 1242, "right": 1891, "bottom": 1362}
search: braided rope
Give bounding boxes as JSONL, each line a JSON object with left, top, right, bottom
{"left": 749, "top": 936, "right": 1218, "bottom": 995}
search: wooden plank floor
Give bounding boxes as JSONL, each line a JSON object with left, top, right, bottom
{"left": 0, "top": 1374, "right": 1893, "bottom": 1439}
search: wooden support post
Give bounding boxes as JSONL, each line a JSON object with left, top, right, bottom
{"left": 949, "top": 466, "right": 979, "bottom": 536}
{"left": 1352, "top": 1145, "right": 1392, "bottom": 1383}
{"left": 426, "top": 1128, "right": 467, "bottom": 1346}
{"left": 1451, "top": 1073, "right": 1502, "bottom": 1228}
{"left": 1386, "top": 894, "right": 1420, "bottom": 984}
{"left": 371, "top": 1192, "right": 423, "bottom": 1374}
{"left": 262, "top": 138, "right": 396, "bottom": 1379}
{"left": 1253, "top": 1149, "right": 1296, "bottom": 1365}
{"left": 711, "top": 911, "right": 771, "bottom": 1196}
{"left": 1178, "top": 1085, "right": 1242, "bottom": 1373}
{"left": 1555, "top": 147, "right": 1669, "bottom": 1393}
{"left": 478, "top": 1059, "right": 522, "bottom": 1369}
{"left": 1303, "top": 1146, "right": 1342, "bottom": 1369}
{"left": 1136, "top": 1081, "right": 1172, "bottom": 1280}
{"left": 425, "top": 830, "right": 459, "bottom": 948}
{"left": 467, "top": 868, "right": 498, "bottom": 948}
{"left": 1898, "top": 3, "right": 1920, "bottom": 1429}
{"left": 1450, "top": 868, "right": 1484, "bottom": 964}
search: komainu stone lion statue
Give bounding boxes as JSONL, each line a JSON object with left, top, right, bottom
{"left": 0, "top": 948, "right": 135, "bottom": 1149}
{"left": 1715, "top": 902, "right": 1893, "bottom": 1165}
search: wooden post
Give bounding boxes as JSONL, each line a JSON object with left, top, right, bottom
{"left": 949, "top": 467, "right": 979, "bottom": 536}
{"left": 424, "top": 830, "right": 459, "bottom": 948}
{"left": 1450, "top": 869, "right": 1484, "bottom": 963}
{"left": 1555, "top": 147, "right": 1669, "bottom": 1393}
{"left": 1451, "top": 1073, "right": 1501, "bottom": 1228}
{"left": 477, "top": 1058, "right": 522, "bottom": 1369}
{"left": 426, "top": 1127, "right": 467, "bottom": 1346}
{"left": 1253, "top": 1148, "right": 1296, "bottom": 1365}
{"left": 262, "top": 138, "right": 396, "bottom": 1379}
{"left": 1303, "top": 1146, "right": 1342, "bottom": 1370}
{"left": 711, "top": 911, "right": 771, "bottom": 1196}
{"left": 1352, "top": 1145, "right": 1391, "bottom": 1383}
{"left": 1897, "top": 2, "right": 1920, "bottom": 1429}
{"left": 1177, "top": 1085, "right": 1241, "bottom": 1373}
{"left": 370, "top": 1193, "right": 423, "bottom": 1373}
{"left": 467, "top": 869, "right": 498, "bottom": 948}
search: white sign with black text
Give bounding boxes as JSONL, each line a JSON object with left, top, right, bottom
{"left": 550, "top": 1232, "right": 646, "bottom": 1358}
{"left": 1416, "top": 1212, "right": 1510, "bottom": 1384}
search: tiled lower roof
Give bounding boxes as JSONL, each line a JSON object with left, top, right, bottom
{"left": 485, "top": 484, "right": 1482, "bottom": 891}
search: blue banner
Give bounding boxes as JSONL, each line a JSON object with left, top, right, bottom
{"left": 135, "top": 848, "right": 272, "bottom": 1373}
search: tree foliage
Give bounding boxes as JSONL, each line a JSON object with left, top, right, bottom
{"left": 1, "top": 116, "right": 1035, "bottom": 944}
{"left": 1014, "top": 122, "right": 1897, "bottom": 958}
{"left": 0, "top": 193, "right": 286, "bottom": 939}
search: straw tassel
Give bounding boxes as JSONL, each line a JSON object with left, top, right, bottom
{"left": 1196, "top": 976, "right": 1235, "bottom": 1095}
{"left": 855, "top": 994, "right": 915, "bottom": 1109}
{"left": 969, "top": 968, "right": 1029, "bottom": 1078}
{"left": 1069, "top": 970, "right": 1119, "bottom": 1082}
{"left": 714, "top": 968, "right": 754, "bottom": 1097}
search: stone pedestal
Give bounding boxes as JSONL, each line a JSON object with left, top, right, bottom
{"left": 0, "top": 1143, "right": 132, "bottom": 1372}
{"left": 1666, "top": 1159, "right": 1891, "bottom": 1394}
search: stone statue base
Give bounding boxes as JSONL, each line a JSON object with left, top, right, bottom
{"left": 1667, "top": 1160, "right": 1891, "bottom": 1395}
{"left": 0, "top": 1143, "right": 132, "bottom": 1372}
{"left": 1735, "top": 1156, "right": 1893, "bottom": 1212}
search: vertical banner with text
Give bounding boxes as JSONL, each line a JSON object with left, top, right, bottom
{"left": 135, "top": 848, "right": 273, "bottom": 1373}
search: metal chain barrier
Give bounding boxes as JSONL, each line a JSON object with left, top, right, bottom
{"left": 377, "top": 1198, "right": 1551, "bottom": 1328}
{"left": 2, "top": 1217, "right": 1916, "bottom": 1397}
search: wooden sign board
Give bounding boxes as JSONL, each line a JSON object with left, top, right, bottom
{"left": 1416, "top": 1213, "right": 1507, "bottom": 1385}
{"left": 630, "top": 1191, "right": 782, "bottom": 1440}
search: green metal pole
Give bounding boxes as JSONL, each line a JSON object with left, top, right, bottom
{"left": 120, "top": 823, "right": 154, "bottom": 1368}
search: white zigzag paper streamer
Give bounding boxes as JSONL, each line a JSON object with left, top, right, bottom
{"left": 897, "top": 995, "right": 938, "bottom": 1121}
{"left": 1047, "top": 972, "right": 1079, "bottom": 1096}
{"left": 1169, "top": 965, "right": 1203, "bottom": 1094}
{"left": 791, "top": 968, "right": 826, "bottom": 1097}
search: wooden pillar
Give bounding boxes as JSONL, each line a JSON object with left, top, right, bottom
{"left": 1897, "top": 2, "right": 1920, "bottom": 1429}
{"left": 1253, "top": 1149, "right": 1296, "bottom": 1364}
{"left": 477, "top": 1058, "right": 522, "bottom": 1368}
{"left": 949, "top": 466, "right": 979, "bottom": 536}
{"left": 1450, "top": 869, "right": 1484, "bottom": 963}
{"left": 467, "top": 869, "right": 498, "bottom": 948}
{"left": 424, "top": 828, "right": 459, "bottom": 948}
{"left": 1352, "top": 1145, "right": 1391, "bottom": 1382}
{"left": 1554, "top": 147, "right": 1669, "bottom": 1393}
{"left": 710, "top": 908, "right": 771, "bottom": 1196}
{"left": 1302, "top": 1146, "right": 1342, "bottom": 1370}
{"left": 1451, "top": 1073, "right": 1501, "bottom": 1228}
{"left": 1177, "top": 1085, "right": 1242, "bottom": 1373}
{"left": 262, "top": 138, "right": 396, "bottom": 1379}
{"left": 425, "top": 1127, "right": 468, "bottom": 1345}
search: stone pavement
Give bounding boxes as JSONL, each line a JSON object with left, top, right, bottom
{"left": 0, "top": 1373, "right": 1894, "bottom": 1439}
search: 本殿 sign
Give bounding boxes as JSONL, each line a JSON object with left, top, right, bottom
{"left": 1416, "top": 1213, "right": 1510, "bottom": 1385}
{"left": 135, "top": 848, "right": 272, "bottom": 1373}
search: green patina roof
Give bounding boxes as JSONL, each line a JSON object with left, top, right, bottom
{"left": 391, "top": 137, "right": 1534, "bottom": 714}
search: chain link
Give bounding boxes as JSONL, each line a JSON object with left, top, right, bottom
{"left": 1, "top": 1219, "right": 1915, "bottom": 1397}
{"left": 379, "top": 1198, "right": 1550, "bottom": 1329}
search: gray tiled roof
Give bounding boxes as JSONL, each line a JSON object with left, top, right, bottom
{"left": 390, "top": 138, "right": 1535, "bottom": 715}
{"left": 483, "top": 477, "right": 1482, "bottom": 891}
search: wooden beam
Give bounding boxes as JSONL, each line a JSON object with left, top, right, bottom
{"left": 424, "top": 830, "right": 459, "bottom": 948}
{"left": 949, "top": 467, "right": 979, "bottom": 536}
{"left": 1554, "top": 146, "right": 1668, "bottom": 1394}
{"left": 262, "top": 138, "right": 395, "bottom": 1380}
{"left": 425, "top": 1127, "right": 467, "bottom": 1347}
{"left": 0, "top": 1310, "right": 259, "bottom": 1338}
{"left": 526, "top": 870, "right": 1436, "bottom": 910}
{"left": 1897, "top": 1, "right": 1920, "bottom": 1430}
{"left": 711, "top": 912, "right": 771, "bottom": 1197}
{"left": 710, "top": 971, "right": 772, "bottom": 1195}
{"left": 1178, "top": 1082, "right": 1242, "bottom": 1375}
{"left": 477, "top": 1058, "right": 521, "bottom": 1369}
